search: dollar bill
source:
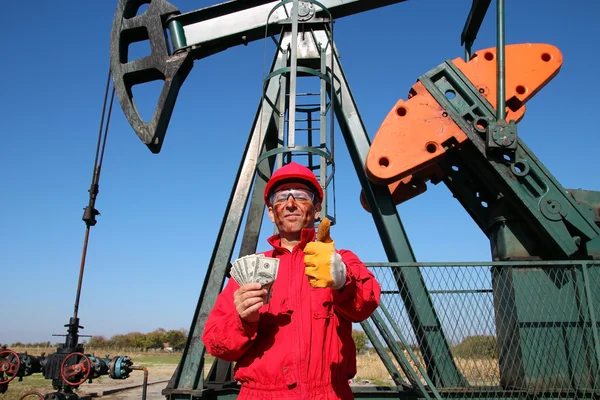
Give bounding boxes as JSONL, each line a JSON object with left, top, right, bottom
{"left": 255, "top": 257, "right": 279, "bottom": 303}
{"left": 255, "top": 257, "right": 279, "bottom": 287}
{"left": 229, "top": 254, "right": 279, "bottom": 304}
{"left": 230, "top": 258, "right": 246, "bottom": 285}
{"left": 243, "top": 255, "right": 258, "bottom": 283}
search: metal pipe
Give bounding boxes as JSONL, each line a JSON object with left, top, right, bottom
{"left": 168, "top": 20, "right": 188, "bottom": 54}
{"left": 496, "top": 0, "right": 506, "bottom": 121}
{"left": 73, "top": 227, "right": 90, "bottom": 319}
{"left": 142, "top": 367, "right": 148, "bottom": 400}
{"left": 130, "top": 366, "right": 149, "bottom": 400}
{"left": 287, "top": 0, "right": 299, "bottom": 148}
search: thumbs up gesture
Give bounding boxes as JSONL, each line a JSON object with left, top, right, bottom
{"left": 304, "top": 218, "right": 347, "bottom": 289}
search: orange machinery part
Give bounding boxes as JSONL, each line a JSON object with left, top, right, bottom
{"left": 360, "top": 164, "right": 445, "bottom": 213}
{"left": 361, "top": 43, "right": 563, "bottom": 212}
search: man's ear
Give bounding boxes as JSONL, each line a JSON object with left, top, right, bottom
{"left": 267, "top": 206, "right": 276, "bottom": 223}
{"left": 313, "top": 202, "right": 322, "bottom": 220}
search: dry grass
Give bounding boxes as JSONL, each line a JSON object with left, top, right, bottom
{"left": 454, "top": 357, "right": 500, "bottom": 386}
{"left": 354, "top": 350, "right": 500, "bottom": 387}
{"left": 355, "top": 351, "right": 395, "bottom": 385}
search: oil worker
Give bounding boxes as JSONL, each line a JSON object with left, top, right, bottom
{"left": 202, "top": 161, "right": 381, "bottom": 399}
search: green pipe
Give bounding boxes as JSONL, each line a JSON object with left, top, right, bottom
{"left": 168, "top": 20, "right": 187, "bottom": 53}
{"left": 496, "top": 0, "right": 506, "bottom": 121}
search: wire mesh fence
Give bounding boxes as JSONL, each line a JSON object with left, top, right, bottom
{"left": 362, "top": 261, "right": 600, "bottom": 399}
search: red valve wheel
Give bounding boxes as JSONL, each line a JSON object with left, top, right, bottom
{"left": 60, "top": 352, "right": 91, "bottom": 387}
{"left": 0, "top": 350, "right": 21, "bottom": 385}
{"left": 20, "top": 391, "right": 46, "bottom": 400}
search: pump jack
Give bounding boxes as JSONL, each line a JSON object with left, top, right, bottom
{"left": 108, "top": 0, "right": 600, "bottom": 399}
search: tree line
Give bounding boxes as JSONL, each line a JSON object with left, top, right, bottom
{"left": 7, "top": 331, "right": 496, "bottom": 359}
{"left": 8, "top": 328, "right": 188, "bottom": 352}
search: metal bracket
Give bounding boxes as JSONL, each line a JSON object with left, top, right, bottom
{"left": 486, "top": 119, "right": 518, "bottom": 155}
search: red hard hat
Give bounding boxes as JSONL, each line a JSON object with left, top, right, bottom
{"left": 264, "top": 162, "right": 324, "bottom": 206}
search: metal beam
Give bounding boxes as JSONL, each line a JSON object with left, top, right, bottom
{"left": 169, "top": 0, "right": 408, "bottom": 56}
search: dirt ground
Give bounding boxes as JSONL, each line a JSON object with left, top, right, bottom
{"left": 6, "top": 357, "right": 387, "bottom": 400}
{"left": 77, "top": 364, "right": 180, "bottom": 400}
{"left": 74, "top": 365, "right": 385, "bottom": 400}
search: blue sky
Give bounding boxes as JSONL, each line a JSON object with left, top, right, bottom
{"left": 2, "top": 0, "right": 598, "bottom": 345}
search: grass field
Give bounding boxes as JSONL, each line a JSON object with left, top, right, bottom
{"left": 2, "top": 347, "right": 499, "bottom": 399}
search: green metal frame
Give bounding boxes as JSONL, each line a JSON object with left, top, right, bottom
{"left": 417, "top": 61, "right": 600, "bottom": 260}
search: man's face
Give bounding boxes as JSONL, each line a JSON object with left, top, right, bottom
{"left": 267, "top": 182, "right": 321, "bottom": 236}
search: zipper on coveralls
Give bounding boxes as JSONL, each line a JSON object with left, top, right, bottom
{"left": 292, "top": 248, "right": 308, "bottom": 398}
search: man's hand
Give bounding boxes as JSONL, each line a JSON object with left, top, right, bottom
{"left": 304, "top": 218, "right": 347, "bottom": 289}
{"left": 234, "top": 283, "right": 267, "bottom": 323}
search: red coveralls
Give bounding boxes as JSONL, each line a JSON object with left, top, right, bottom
{"left": 202, "top": 228, "right": 381, "bottom": 399}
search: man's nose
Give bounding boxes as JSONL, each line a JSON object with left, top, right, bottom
{"left": 285, "top": 195, "right": 297, "bottom": 207}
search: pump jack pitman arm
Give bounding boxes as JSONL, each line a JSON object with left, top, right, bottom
{"left": 362, "top": 43, "right": 600, "bottom": 259}
{"left": 110, "top": 0, "right": 406, "bottom": 154}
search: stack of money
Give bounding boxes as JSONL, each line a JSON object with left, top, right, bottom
{"left": 230, "top": 254, "right": 280, "bottom": 303}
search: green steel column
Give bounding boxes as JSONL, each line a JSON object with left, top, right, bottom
{"left": 287, "top": 0, "right": 299, "bottom": 147}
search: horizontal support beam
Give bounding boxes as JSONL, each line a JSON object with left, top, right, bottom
{"left": 168, "top": 0, "right": 407, "bottom": 56}
{"left": 365, "top": 260, "right": 600, "bottom": 268}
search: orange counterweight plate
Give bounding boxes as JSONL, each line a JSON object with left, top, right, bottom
{"left": 361, "top": 43, "right": 563, "bottom": 212}
{"left": 365, "top": 81, "right": 466, "bottom": 186}
{"left": 454, "top": 43, "right": 563, "bottom": 122}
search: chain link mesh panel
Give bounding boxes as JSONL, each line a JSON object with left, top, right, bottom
{"left": 359, "top": 261, "right": 600, "bottom": 399}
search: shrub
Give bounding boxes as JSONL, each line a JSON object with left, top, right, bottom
{"left": 452, "top": 335, "right": 498, "bottom": 359}
{"left": 352, "top": 330, "right": 369, "bottom": 354}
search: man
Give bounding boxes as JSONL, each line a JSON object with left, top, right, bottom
{"left": 202, "top": 162, "right": 381, "bottom": 399}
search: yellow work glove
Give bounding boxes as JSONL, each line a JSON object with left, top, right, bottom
{"left": 304, "top": 218, "right": 347, "bottom": 289}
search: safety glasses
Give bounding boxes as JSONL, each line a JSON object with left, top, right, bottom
{"left": 269, "top": 188, "right": 316, "bottom": 205}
